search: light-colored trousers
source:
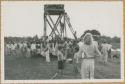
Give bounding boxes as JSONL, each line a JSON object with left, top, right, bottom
{"left": 81, "top": 59, "right": 94, "bottom": 79}
{"left": 102, "top": 52, "right": 108, "bottom": 63}
{"left": 46, "top": 53, "right": 50, "bottom": 62}
{"left": 103, "top": 54, "right": 108, "bottom": 63}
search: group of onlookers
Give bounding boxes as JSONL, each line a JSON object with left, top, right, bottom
{"left": 5, "top": 33, "right": 120, "bottom": 79}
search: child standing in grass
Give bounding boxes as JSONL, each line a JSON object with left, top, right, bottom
{"left": 57, "top": 46, "right": 64, "bottom": 76}
{"left": 73, "top": 45, "right": 80, "bottom": 77}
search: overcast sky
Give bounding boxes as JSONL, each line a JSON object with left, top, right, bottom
{"left": 1, "top": 1, "right": 123, "bottom": 38}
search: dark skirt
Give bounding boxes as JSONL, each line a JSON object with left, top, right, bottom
{"left": 58, "top": 60, "right": 64, "bottom": 70}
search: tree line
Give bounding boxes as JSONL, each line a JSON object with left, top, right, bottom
{"left": 4, "top": 30, "right": 120, "bottom": 44}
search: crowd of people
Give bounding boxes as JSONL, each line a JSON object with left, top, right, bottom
{"left": 5, "top": 33, "right": 115, "bottom": 79}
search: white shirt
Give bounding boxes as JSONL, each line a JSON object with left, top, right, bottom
{"left": 6, "top": 44, "right": 11, "bottom": 49}
{"left": 74, "top": 52, "right": 79, "bottom": 63}
{"left": 31, "top": 44, "right": 36, "bottom": 50}
{"left": 101, "top": 43, "right": 109, "bottom": 54}
{"left": 23, "top": 43, "right": 27, "bottom": 48}
{"left": 11, "top": 44, "right": 16, "bottom": 50}
{"left": 40, "top": 43, "right": 43, "bottom": 49}
{"left": 78, "top": 41, "right": 83, "bottom": 47}
{"left": 57, "top": 50, "right": 64, "bottom": 61}
{"left": 14, "top": 43, "right": 17, "bottom": 48}
{"left": 93, "top": 41, "right": 98, "bottom": 48}
{"left": 79, "top": 43, "right": 101, "bottom": 58}
{"left": 78, "top": 41, "right": 83, "bottom": 51}
{"left": 19, "top": 43, "right": 23, "bottom": 49}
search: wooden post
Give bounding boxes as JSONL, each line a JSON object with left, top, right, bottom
{"left": 63, "top": 14, "right": 65, "bottom": 38}
{"left": 46, "top": 16, "right": 57, "bottom": 36}
{"left": 44, "top": 13, "right": 47, "bottom": 38}
{"left": 64, "top": 14, "right": 67, "bottom": 38}
{"left": 48, "top": 14, "right": 62, "bottom": 37}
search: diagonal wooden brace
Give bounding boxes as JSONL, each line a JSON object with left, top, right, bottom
{"left": 48, "top": 14, "right": 63, "bottom": 37}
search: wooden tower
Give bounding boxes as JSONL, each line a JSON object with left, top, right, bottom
{"left": 43, "top": 4, "right": 77, "bottom": 41}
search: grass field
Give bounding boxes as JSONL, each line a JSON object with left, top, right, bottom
{"left": 4, "top": 48, "right": 121, "bottom": 80}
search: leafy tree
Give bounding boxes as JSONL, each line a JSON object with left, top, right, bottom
{"left": 33, "top": 35, "right": 39, "bottom": 42}
{"left": 81, "top": 29, "right": 101, "bottom": 41}
{"left": 81, "top": 29, "right": 101, "bottom": 37}
{"left": 112, "top": 36, "right": 120, "bottom": 43}
{"left": 81, "top": 30, "right": 91, "bottom": 38}
{"left": 91, "top": 30, "right": 101, "bottom": 36}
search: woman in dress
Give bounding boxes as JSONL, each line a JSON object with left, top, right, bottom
{"left": 79, "top": 33, "right": 102, "bottom": 79}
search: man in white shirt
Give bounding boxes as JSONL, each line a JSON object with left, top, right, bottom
{"left": 19, "top": 42, "right": 23, "bottom": 49}
{"left": 31, "top": 43, "right": 36, "bottom": 50}
{"left": 23, "top": 42, "right": 27, "bottom": 48}
{"left": 11, "top": 43, "right": 16, "bottom": 51}
{"left": 31, "top": 43, "right": 36, "bottom": 56}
